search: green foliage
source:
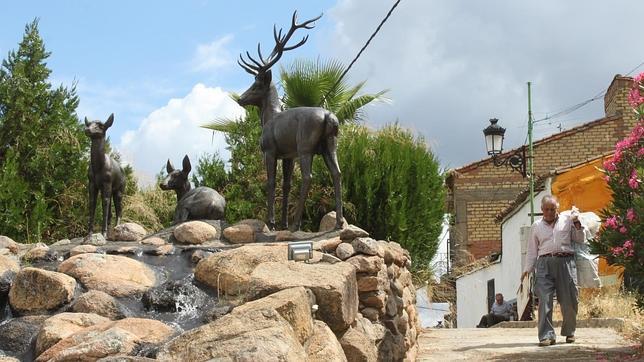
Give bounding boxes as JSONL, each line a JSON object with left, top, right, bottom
{"left": 191, "top": 152, "right": 228, "bottom": 191}
{"left": 0, "top": 20, "right": 89, "bottom": 242}
{"left": 111, "top": 150, "right": 138, "bottom": 196}
{"left": 202, "top": 105, "right": 266, "bottom": 223}
{"left": 338, "top": 123, "right": 445, "bottom": 266}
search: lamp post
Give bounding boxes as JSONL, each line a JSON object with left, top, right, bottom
{"left": 482, "top": 83, "right": 535, "bottom": 223}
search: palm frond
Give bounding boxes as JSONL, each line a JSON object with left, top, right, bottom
{"left": 201, "top": 117, "right": 240, "bottom": 134}
{"left": 337, "top": 90, "right": 389, "bottom": 123}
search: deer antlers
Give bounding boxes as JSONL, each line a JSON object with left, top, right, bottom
{"left": 238, "top": 11, "right": 323, "bottom": 75}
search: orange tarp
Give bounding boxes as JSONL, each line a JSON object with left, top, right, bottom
{"left": 551, "top": 155, "right": 623, "bottom": 277}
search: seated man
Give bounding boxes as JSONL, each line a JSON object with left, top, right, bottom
{"left": 477, "top": 293, "right": 513, "bottom": 328}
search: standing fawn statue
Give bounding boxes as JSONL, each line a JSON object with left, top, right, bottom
{"left": 160, "top": 155, "right": 226, "bottom": 224}
{"left": 85, "top": 113, "right": 125, "bottom": 237}
{"left": 237, "top": 11, "right": 343, "bottom": 231}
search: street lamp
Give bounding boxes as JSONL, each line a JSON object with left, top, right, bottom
{"left": 482, "top": 81, "right": 535, "bottom": 225}
{"left": 482, "top": 118, "right": 527, "bottom": 177}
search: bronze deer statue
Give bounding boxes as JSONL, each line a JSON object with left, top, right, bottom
{"left": 160, "top": 155, "right": 226, "bottom": 224}
{"left": 237, "top": 11, "right": 343, "bottom": 231}
{"left": 84, "top": 113, "right": 125, "bottom": 237}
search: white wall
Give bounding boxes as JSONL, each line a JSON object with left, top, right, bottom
{"left": 456, "top": 185, "right": 552, "bottom": 328}
{"left": 456, "top": 262, "right": 501, "bottom": 327}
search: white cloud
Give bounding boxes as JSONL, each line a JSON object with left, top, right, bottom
{"left": 324, "top": 0, "right": 644, "bottom": 168}
{"left": 192, "top": 34, "right": 234, "bottom": 72}
{"left": 118, "top": 83, "right": 245, "bottom": 187}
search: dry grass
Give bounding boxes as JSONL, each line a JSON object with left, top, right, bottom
{"left": 121, "top": 187, "right": 175, "bottom": 232}
{"left": 552, "top": 285, "right": 643, "bottom": 343}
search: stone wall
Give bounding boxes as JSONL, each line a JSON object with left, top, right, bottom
{"left": 0, "top": 219, "right": 420, "bottom": 361}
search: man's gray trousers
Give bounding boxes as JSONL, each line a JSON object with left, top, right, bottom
{"left": 534, "top": 255, "right": 578, "bottom": 341}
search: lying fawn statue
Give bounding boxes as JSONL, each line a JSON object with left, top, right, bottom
{"left": 85, "top": 113, "right": 125, "bottom": 237}
{"left": 160, "top": 155, "right": 226, "bottom": 224}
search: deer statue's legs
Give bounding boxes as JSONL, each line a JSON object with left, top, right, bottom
{"left": 322, "top": 147, "right": 344, "bottom": 229}
{"left": 87, "top": 183, "right": 98, "bottom": 236}
{"left": 101, "top": 187, "right": 112, "bottom": 237}
{"left": 113, "top": 191, "right": 123, "bottom": 226}
{"left": 293, "top": 154, "right": 313, "bottom": 231}
{"left": 281, "top": 158, "right": 294, "bottom": 229}
{"left": 265, "top": 153, "right": 278, "bottom": 230}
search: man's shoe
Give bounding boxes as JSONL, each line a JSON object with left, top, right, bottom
{"left": 566, "top": 336, "right": 575, "bottom": 343}
{"left": 538, "top": 339, "right": 556, "bottom": 347}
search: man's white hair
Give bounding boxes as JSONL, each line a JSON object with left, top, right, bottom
{"left": 541, "top": 194, "right": 559, "bottom": 207}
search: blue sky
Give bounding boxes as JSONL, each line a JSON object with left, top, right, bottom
{"left": 2, "top": 1, "right": 644, "bottom": 185}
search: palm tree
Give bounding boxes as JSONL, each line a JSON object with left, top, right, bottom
{"left": 279, "top": 58, "right": 387, "bottom": 123}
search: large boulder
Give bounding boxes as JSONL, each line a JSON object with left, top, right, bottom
{"left": 336, "top": 243, "right": 355, "bottom": 260}
{"left": 0, "top": 255, "right": 19, "bottom": 315}
{"left": 157, "top": 308, "right": 306, "bottom": 361}
{"left": 0, "top": 315, "right": 47, "bottom": 360}
{"left": 109, "top": 223, "right": 147, "bottom": 241}
{"left": 35, "top": 312, "right": 110, "bottom": 356}
{"left": 222, "top": 219, "right": 269, "bottom": 244}
{"left": 306, "top": 320, "right": 347, "bottom": 362}
{"left": 352, "top": 238, "right": 381, "bottom": 257}
{"left": 83, "top": 233, "right": 107, "bottom": 246}
{"left": 315, "top": 236, "right": 343, "bottom": 253}
{"left": 194, "top": 245, "right": 287, "bottom": 295}
{"left": 9, "top": 267, "right": 76, "bottom": 315}
{"left": 232, "top": 287, "right": 315, "bottom": 344}
{"left": 69, "top": 244, "right": 98, "bottom": 256}
{"left": 71, "top": 290, "right": 129, "bottom": 320}
{"left": 340, "top": 327, "right": 378, "bottom": 362}
{"left": 35, "top": 318, "right": 174, "bottom": 362}
{"left": 173, "top": 221, "right": 218, "bottom": 244}
{"left": 248, "top": 261, "right": 358, "bottom": 333}
{"left": 21, "top": 243, "right": 57, "bottom": 262}
{"left": 346, "top": 255, "right": 384, "bottom": 274}
{"left": 58, "top": 254, "right": 156, "bottom": 297}
{"left": 319, "top": 211, "right": 348, "bottom": 232}
{"left": 0, "top": 235, "right": 19, "bottom": 253}
{"left": 340, "top": 225, "right": 369, "bottom": 241}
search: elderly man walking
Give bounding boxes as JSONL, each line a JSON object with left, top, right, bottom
{"left": 521, "top": 195, "right": 586, "bottom": 346}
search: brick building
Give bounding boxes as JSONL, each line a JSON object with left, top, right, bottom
{"left": 446, "top": 75, "right": 638, "bottom": 265}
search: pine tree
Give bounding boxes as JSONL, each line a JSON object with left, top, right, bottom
{"left": 0, "top": 19, "right": 89, "bottom": 242}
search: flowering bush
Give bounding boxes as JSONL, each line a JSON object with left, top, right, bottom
{"left": 591, "top": 73, "right": 644, "bottom": 308}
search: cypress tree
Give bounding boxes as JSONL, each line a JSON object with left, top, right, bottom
{"left": 0, "top": 19, "right": 89, "bottom": 242}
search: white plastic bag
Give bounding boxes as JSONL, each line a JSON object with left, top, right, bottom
{"left": 563, "top": 208, "right": 602, "bottom": 288}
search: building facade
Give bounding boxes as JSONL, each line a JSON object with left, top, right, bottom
{"left": 446, "top": 75, "right": 638, "bottom": 265}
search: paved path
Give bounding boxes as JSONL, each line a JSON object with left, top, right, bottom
{"left": 417, "top": 328, "right": 641, "bottom": 361}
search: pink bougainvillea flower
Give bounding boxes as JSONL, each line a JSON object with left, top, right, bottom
{"left": 619, "top": 226, "right": 627, "bottom": 234}
{"left": 623, "top": 240, "right": 633, "bottom": 249}
{"left": 604, "top": 216, "right": 619, "bottom": 229}
{"left": 638, "top": 147, "right": 644, "bottom": 157}
{"left": 603, "top": 159, "right": 616, "bottom": 172}
{"left": 628, "top": 169, "right": 640, "bottom": 189}
{"left": 628, "top": 88, "right": 644, "bottom": 108}
{"left": 634, "top": 72, "right": 644, "bottom": 84}
{"left": 626, "top": 208, "right": 636, "bottom": 222}
{"left": 611, "top": 246, "right": 623, "bottom": 257}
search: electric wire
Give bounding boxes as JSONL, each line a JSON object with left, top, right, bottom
{"left": 323, "top": 0, "right": 402, "bottom": 101}
{"left": 534, "top": 60, "right": 644, "bottom": 124}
